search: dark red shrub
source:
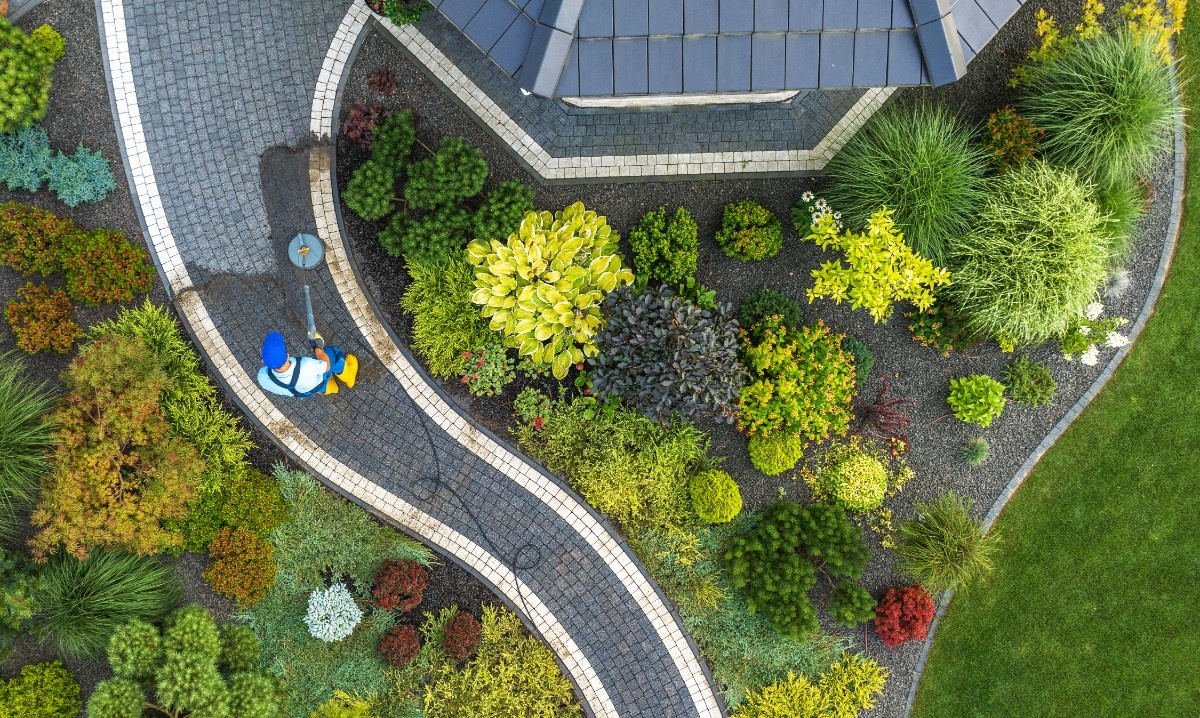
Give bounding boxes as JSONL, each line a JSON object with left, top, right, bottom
{"left": 873, "top": 584, "right": 936, "bottom": 648}
{"left": 372, "top": 559, "right": 427, "bottom": 611}
{"left": 442, "top": 611, "right": 481, "bottom": 662}
{"left": 367, "top": 66, "right": 397, "bottom": 96}
{"left": 377, "top": 625, "right": 420, "bottom": 667}
{"left": 341, "top": 102, "right": 383, "bottom": 149}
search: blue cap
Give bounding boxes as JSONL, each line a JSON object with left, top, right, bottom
{"left": 261, "top": 332, "right": 288, "bottom": 369}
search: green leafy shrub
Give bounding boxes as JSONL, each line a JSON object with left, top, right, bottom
{"left": 963, "top": 437, "right": 990, "bottom": 467}
{"left": 0, "top": 548, "right": 40, "bottom": 661}
{"left": 947, "top": 159, "right": 1110, "bottom": 345}
{"left": 5, "top": 282, "right": 79, "bottom": 354}
{"left": 0, "top": 19, "right": 53, "bottom": 133}
{"left": 467, "top": 202, "right": 634, "bottom": 379}
{"left": 824, "top": 105, "right": 988, "bottom": 263}
{"left": 422, "top": 604, "right": 581, "bottom": 718}
{"left": 404, "top": 137, "right": 488, "bottom": 210}
{"left": 29, "top": 24, "right": 66, "bottom": 61}
{"left": 90, "top": 604, "right": 286, "bottom": 718}
{"left": 829, "top": 581, "right": 877, "bottom": 629}
{"left": 629, "top": 206, "right": 699, "bottom": 283}
{"left": 947, "top": 375, "right": 1007, "bottom": 428}
{"left": 516, "top": 397, "right": 709, "bottom": 535}
{"left": 59, "top": 229, "right": 154, "bottom": 305}
{"left": 801, "top": 437, "right": 914, "bottom": 538}
{"left": 400, "top": 255, "right": 493, "bottom": 378}
{"left": 1004, "top": 356, "right": 1058, "bottom": 406}
{"left": 458, "top": 340, "right": 515, "bottom": 397}
{"left": 985, "top": 106, "right": 1043, "bottom": 173}
{"left": 472, "top": 180, "right": 535, "bottom": 242}
{"left": 47, "top": 145, "right": 115, "bottom": 206}
{"left": 37, "top": 550, "right": 181, "bottom": 658}
{"left": 0, "top": 352, "right": 52, "bottom": 541}
{"left": 739, "top": 286, "right": 803, "bottom": 334}
{"left": 442, "top": 611, "right": 482, "bottom": 662}
{"left": 380, "top": 0, "right": 433, "bottom": 27}
{"left": 803, "top": 205, "right": 952, "bottom": 322}
{"left": 0, "top": 201, "right": 74, "bottom": 275}
{"left": 204, "top": 527, "right": 277, "bottom": 608}
{"left": 591, "top": 284, "right": 744, "bottom": 422}
{"left": 905, "top": 302, "right": 982, "bottom": 356}
{"left": 716, "top": 200, "right": 782, "bottom": 261}
{"left": 841, "top": 335, "right": 874, "bottom": 391}
{"left": 817, "top": 449, "right": 888, "bottom": 512}
{"left": 0, "top": 126, "right": 53, "bottom": 192}
{"left": 748, "top": 432, "right": 805, "bottom": 476}
{"left": 689, "top": 469, "right": 743, "bottom": 524}
{"left": 896, "top": 492, "right": 1000, "bottom": 592}
{"left": 725, "top": 502, "right": 820, "bottom": 638}
{"left": 1020, "top": 30, "right": 1178, "bottom": 188}
{"left": 379, "top": 205, "right": 471, "bottom": 264}
{"left": 344, "top": 160, "right": 396, "bottom": 221}
{"left": 739, "top": 317, "right": 856, "bottom": 441}
{"left": 30, "top": 335, "right": 204, "bottom": 560}
{"left": 0, "top": 661, "right": 81, "bottom": 718}
{"left": 512, "top": 387, "right": 552, "bottom": 424}
{"left": 219, "top": 468, "right": 290, "bottom": 538}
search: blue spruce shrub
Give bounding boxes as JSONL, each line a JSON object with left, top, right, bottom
{"left": 48, "top": 146, "right": 116, "bottom": 207}
{"left": 0, "top": 126, "right": 53, "bottom": 192}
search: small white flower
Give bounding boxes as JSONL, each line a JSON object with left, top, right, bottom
{"left": 1106, "top": 332, "right": 1130, "bottom": 348}
{"left": 1078, "top": 325, "right": 1091, "bottom": 336}
{"left": 801, "top": 190, "right": 814, "bottom": 202}
{"left": 1085, "top": 302, "right": 1104, "bottom": 321}
{"left": 1080, "top": 345, "right": 1100, "bottom": 366}
{"left": 834, "top": 212, "right": 842, "bottom": 220}
{"left": 815, "top": 199, "right": 829, "bottom": 212}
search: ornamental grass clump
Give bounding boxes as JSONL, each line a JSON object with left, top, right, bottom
{"left": 467, "top": 202, "right": 634, "bottom": 379}
{"left": 590, "top": 284, "right": 744, "bottom": 423}
{"left": 896, "top": 492, "right": 1000, "bottom": 592}
{"left": 0, "top": 353, "right": 53, "bottom": 541}
{"left": 1020, "top": 30, "right": 1178, "bottom": 189}
{"left": 947, "top": 159, "right": 1110, "bottom": 346}
{"left": 306, "top": 583, "right": 364, "bottom": 642}
{"left": 824, "top": 106, "right": 988, "bottom": 264}
{"left": 804, "top": 205, "right": 951, "bottom": 323}
{"left": 947, "top": 374, "right": 1007, "bottom": 428}
{"left": 962, "top": 437, "right": 991, "bottom": 467}
{"left": 716, "top": 200, "right": 782, "bottom": 260}
{"left": 629, "top": 206, "right": 699, "bottom": 283}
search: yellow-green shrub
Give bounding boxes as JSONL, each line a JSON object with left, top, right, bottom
{"left": 689, "top": 470, "right": 743, "bottom": 524}
{"left": 804, "top": 207, "right": 951, "bottom": 323}
{"left": 748, "top": 433, "right": 804, "bottom": 476}
{"left": 466, "top": 202, "right": 633, "bottom": 379}
{"left": 733, "top": 652, "right": 887, "bottom": 718}
{"left": 0, "top": 661, "right": 81, "bottom": 718}
{"left": 310, "top": 690, "right": 375, "bottom": 718}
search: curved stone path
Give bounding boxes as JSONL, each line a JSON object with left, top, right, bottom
{"left": 95, "top": 0, "right": 721, "bottom": 715}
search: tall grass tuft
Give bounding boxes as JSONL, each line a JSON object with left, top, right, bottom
{"left": 0, "top": 352, "right": 54, "bottom": 540}
{"left": 825, "top": 105, "right": 988, "bottom": 264}
{"left": 947, "top": 159, "right": 1110, "bottom": 346}
{"left": 37, "top": 549, "right": 182, "bottom": 658}
{"left": 896, "top": 492, "right": 999, "bottom": 593}
{"left": 1095, "top": 173, "right": 1148, "bottom": 266}
{"left": 1021, "top": 29, "right": 1178, "bottom": 189}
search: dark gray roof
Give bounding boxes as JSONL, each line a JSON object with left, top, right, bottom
{"left": 428, "top": 0, "right": 1027, "bottom": 97}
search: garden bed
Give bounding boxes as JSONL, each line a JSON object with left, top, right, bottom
{"left": 335, "top": 2, "right": 1179, "bottom": 714}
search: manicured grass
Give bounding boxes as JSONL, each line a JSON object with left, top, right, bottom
{"left": 910, "top": 20, "right": 1200, "bottom": 718}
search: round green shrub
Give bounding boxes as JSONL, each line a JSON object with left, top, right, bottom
{"left": 30, "top": 25, "right": 66, "bottom": 62}
{"left": 629, "top": 206, "right": 699, "bottom": 283}
{"left": 715, "top": 200, "right": 782, "bottom": 261}
{"left": 724, "top": 501, "right": 819, "bottom": 638}
{"left": 688, "top": 470, "right": 743, "bottom": 524}
{"left": 739, "top": 286, "right": 803, "bottom": 333}
{"left": 841, "top": 334, "right": 874, "bottom": 391}
{"left": 163, "top": 604, "right": 222, "bottom": 662}
{"left": 823, "top": 451, "right": 888, "bottom": 512}
{"left": 378, "top": 206, "right": 471, "bottom": 264}
{"left": 963, "top": 437, "right": 990, "bottom": 467}
{"left": 0, "top": 660, "right": 81, "bottom": 718}
{"left": 403, "top": 136, "right": 487, "bottom": 210}
{"left": 1021, "top": 30, "right": 1178, "bottom": 189}
{"left": 829, "top": 580, "right": 877, "bottom": 629}
{"left": 825, "top": 105, "right": 988, "bottom": 264}
{"left": 947, "top": 375, "right": 1007, "bottom": 428}
{"left": 793, "top": 503, "right": 870, "bottom": 579}
{"left": 0, "top": 19, "right": 54, "bottom": 133}
{"left": 370, "top": 109, "right": 416, "bottom": 168}
{"left": 747, "top": 432, "right": 804, "bottom": 476}
{"left": 228, "top": 671, "right": 287, "bottom": 718}
{"left": 896, "top": 492, "right": 1000, "bottom": 592}
{"left": 1003, "top": 356, "right": 1057, "bottom": 407}
{"left": 343, "top": 160, "right": 395, "bottom": 222}
{"left": 107, "top": 620, "right": 162, "bottom": 681}
{"left": 86, "top": 678, "right": 145, "bottom": 718}
{"left": 947, "top": 160, "right": 1110, "bottom": 346}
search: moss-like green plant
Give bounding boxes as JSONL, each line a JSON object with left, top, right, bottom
{"left": 0, "top": 19, "right": 53, "bottom": 133}
{"left": 629, "top": 206, "right": 699, "bottom": 283}
{"left": 840, "top": 335, "right": 874, "bottom": 391}
{"left": 947, "top": 375, "right": 1007, "bottom": 428}
{"left": 689, "top": 470, "right": 743, "bottom": 524}
{"left": 29, "top": 25, "right": 66, "bottom": 61}
{"left": 1003, "top": 356, "right": 1058, "bottom": 406}
{"left": 829, "top": 581, "right": 877, "bottom": 629}
{"left": 739, "top": 287, "right": 804, "bottom": 334}
{"left": 378, "top": 205, "right": 471, "bottom": 264}
{"left": 716, "top": 200, "right": 783, "bottom": 261}
{"left": 896, "top": 492, "right": 1000, "bottom": 592}
{"left": 467, "top": 203, "right": 634, "bottom": 379}
{"left": 403, "top": 136, "right": 487, "bottom": 210}
{"left": 472, "top": 180, "right": 534, "bottom": 242}
{"left": 747, "top": 432, "right": 805, "bottom": 476}
{"left": 822, "top": 451, "right": 889, "bottom": 512}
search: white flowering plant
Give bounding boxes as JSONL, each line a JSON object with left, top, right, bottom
{"left": 305, "top": 583, "right": 363, "bottom": 642}
{"left": 792, "top": 192, "right": 844, "bottom": 232}
{"left": 1060, "top": 302, "right": 1128, "bottom": 364}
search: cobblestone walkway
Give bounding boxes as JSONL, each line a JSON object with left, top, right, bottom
{"left": 96, "top": 0, "right": 722, "bottom": 715}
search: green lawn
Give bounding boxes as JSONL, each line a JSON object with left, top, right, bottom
{"left": 910, "top": 17, "right": 1200, "bottom": 718}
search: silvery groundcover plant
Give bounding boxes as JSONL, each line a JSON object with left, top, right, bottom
{"left": 305, "top": 583, "right": 364, "bottom": 642}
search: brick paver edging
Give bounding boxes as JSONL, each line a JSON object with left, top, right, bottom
{"left": 365, "top": 3, "right": 894, "bottom": 181}
{"left": 901, "top": 84, "right": 1188, "bottom": 717}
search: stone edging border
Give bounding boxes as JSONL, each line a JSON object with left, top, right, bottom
{"left": 901, "top": 84, "right": 1188, "bottom": 717}
{"left": 6, "top": 0, "right": 44, "bottom": 23}
{"left": 370, "top": 10, "right": 895, "bottom": 182}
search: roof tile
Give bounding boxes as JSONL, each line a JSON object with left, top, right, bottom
{"left": 852, "top": 30, "right": 888, "bottom": 85}
{"left": 614, "top": 0, "right": 650, "bottom": 35}
{"left": 648, "top": 36, "right": 683, "bottom": 92}
{"left": 752, "top": 32, "right": 787, "bottom": 90}
{"left": 577, "top": 37, "right": 616, "bottom": 94}
{"left": 716, "top": 33, "right": 752, "bottom": 91}
{"left": 785, "top": 31, "right": 820, "bottom": 87}
{"left": 682, "top": 34, "right": 717, "bottom": 91}
{"left": 819, "top": 31, "right": 854, "bottom": 86}
{"left": 614, "top": 36, "right": 649, "bottom": 93}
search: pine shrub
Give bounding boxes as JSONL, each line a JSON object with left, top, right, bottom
{"left": 0, "top": 19, "right": 53, "bottom": 133}
{"left": 343, "top": 159, "right": 395, "bottom": 221}
{"left": 829, "top": 581, "right": 877, "bottom": 629}
{"left": 403, "top": 136, "right": 487, "bottom": 210}
{"left": 0, "top": 125, "right": 53, "bottom": 192}
{"left": 5, "top": 282, "right": 79, "bottom": 354}
{"left": 107, "top": 620, "right": 162, "bottom": 681}
{"left": 716, "top": 200, "right": 782, "bottom": 260}
{"left": 370, "top": 108, "right": 416, "bottom": 168}
{"left": 59, "top": 229, "right": 154, "bottom": 305}
{"left": 794, "top": 503, "right": 870, "bottom": 579}
{"left": 1004, "top": 355, "right": 1057, "bottom": 406}
{"left": 873, "top": 584, "right": 936, "bottom": 648}
{"left": 738, "top": 287, "right": 803, "bottom": 334}
{"left": 689, "top": 469, "right": 743, "bottom": 524}
{"left": 895, "top": 492, "right": 999, "bottom": 592}
{"left": 372, "top": 558, "right": 428, "bottom": 611}
{"left": 724, "top": 501, "right": 819, "bottom": 638}
{"left": 378, "top": 205, "right": 471, "bottom": 264}
{"left": 442, "top": 610, "right": 482, "bottom": 662}
{"left": 204, "top": 526, "right": 277, "bottom": 608}
{"left": 629, "top": 206, "right": 699, "bottom": 283}
{"left": 29, "top": 24, "right": 66, "bottom": 61}
{"left": 747, "top": 432, "right": 804, "bottom": 476}
{"left": 219, "top": 624, "right": 261, "bottom": 673}
{"left": 472, "top": 180, "right": 534, "bottom": 242}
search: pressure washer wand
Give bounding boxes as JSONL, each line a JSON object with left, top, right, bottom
{"left": 298, "top": 244, "right": 323, "bottom": 348}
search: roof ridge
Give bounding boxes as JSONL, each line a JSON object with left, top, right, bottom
{"left": 518, "top": 0, "right": 585, "bottom": 96}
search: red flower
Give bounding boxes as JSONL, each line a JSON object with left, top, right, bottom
{"left": 532, "top": 416, "right": 545, "bottom": 429}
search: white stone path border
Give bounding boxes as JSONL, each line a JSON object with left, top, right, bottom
{"left": 309, "top": 4, "right": 722, "bottom": 716}
{"left": 371, "top": 9, "right": 895, "bottom": 180}
{"left": 98, "top": 0, "right": 721, "bottom": 714}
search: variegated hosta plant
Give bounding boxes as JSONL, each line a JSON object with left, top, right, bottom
{"left": 466, "top": 202, "right": 634, "bottom": 379}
